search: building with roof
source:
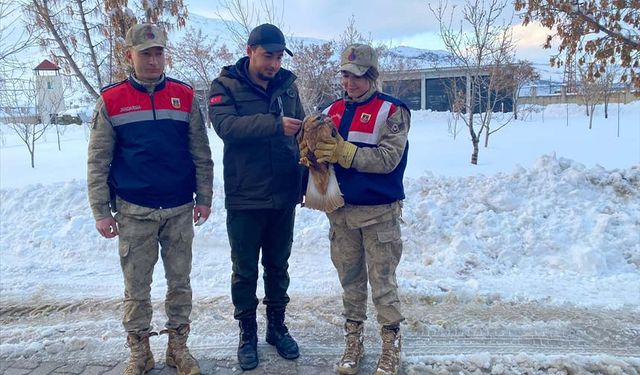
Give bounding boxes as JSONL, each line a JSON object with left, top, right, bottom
{"left": 381, "top": 66, "right": 513, "bottom": 113}
{"left": 34, "top": 59, "right": 65, "bottom": 124}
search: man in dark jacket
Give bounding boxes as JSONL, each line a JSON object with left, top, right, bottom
{"left": 208, "top": 23, "right": 305, "bottom": 371}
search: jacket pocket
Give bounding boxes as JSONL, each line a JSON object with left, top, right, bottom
{"left": 377, "top": 226, "right": 401, "bottom": 243}
{"left": 234, "top": 93, "right": 268, "bottom": 115}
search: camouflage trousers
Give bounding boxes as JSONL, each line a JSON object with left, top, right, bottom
{"left": 327, "top": 201, "right": 405, "bottom": 326}
{"left": 115, "top": 197, "right": 195, "bottom": 333}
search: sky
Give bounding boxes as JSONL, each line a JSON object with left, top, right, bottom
{"left": 0, "top": 102, "right": 639, "bottom": 371}
{"left": 184, "top": 0, "right": 554, "bottom": 65}
{"left": 0, "top": 0, "right": 558, "bottom": 83}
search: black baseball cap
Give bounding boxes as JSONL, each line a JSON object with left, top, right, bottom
{"left": 247, "top": 23, "right": 293, "bottom": 56}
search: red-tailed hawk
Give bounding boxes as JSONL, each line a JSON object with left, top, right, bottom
{"left": 298, "top": 114, "right": 344, "bottom": 213}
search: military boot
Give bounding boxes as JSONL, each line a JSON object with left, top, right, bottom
{"left": 123, "top": 332, "right": 155, "bottom": 375}
{"left": 237, "top": 316, "right": 259, "bottom": 370}
{"left": 374, "top": 325, "right": 401, "bottom": 375}
{"left": 164, "top": 324, "right": 200, "bottom": 375}
{"left": 336, "top": 320, "right": 364, "bottom": 375}
{"left": 265, "top": 306, "right": 299, "bottom": 359}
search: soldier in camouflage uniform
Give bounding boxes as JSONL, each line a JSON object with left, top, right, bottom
{"left": 309, "top": 44, "right": 410, "bottom": 375}
{"left": 87, "top": 23, "right": 213, "bottom": 375}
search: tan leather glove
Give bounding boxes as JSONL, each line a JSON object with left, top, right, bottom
{"left": 314, "top": 133, "right": 358, "bottom": 168}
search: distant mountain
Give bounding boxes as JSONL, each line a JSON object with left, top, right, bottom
{"left": 169, "top": 13, "right": 328, "bottom": 51}
{"left": 175, "top": 14, "right": 452, "bottom": 63}
{"left": 169, "top": 13, "right": 232, "bottom": 45}
{"left": 387, "top": 45, "right": 450, "bottom": 61}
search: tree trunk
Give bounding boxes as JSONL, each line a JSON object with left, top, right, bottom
{"left": 30, "top": 138, "right": 36, "bottom": 168}
{"left": 467, "top": 111, "right": 479, "bottom": 165}
{"left": 471, "top": 139, "right": 479, "bottom": 165}
{"left": 56, "top": 124, "right": 61, "bottom": 151}
{"left": 77, "top": 0, "right": 103, "bottom": 89}
{"left": 484, "top": 124, "right": 490, "bottom": 148}
{"left": 588, "top": 105, "right": 595, "bottom": 129}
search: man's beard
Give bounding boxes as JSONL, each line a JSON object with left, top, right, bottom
{"left": 257, "top": 71, "right": 275, "bottom": 82}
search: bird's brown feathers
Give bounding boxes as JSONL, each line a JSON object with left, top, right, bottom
{"left": 300, "top": 114, "right": 337, "bottom": 194}
{"left": 299, "top": 114, "right": 344, "bottom": 212}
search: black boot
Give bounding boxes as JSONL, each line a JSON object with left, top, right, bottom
{"left": 237, "top": 316, "right": 258, "bottom": 370}
{"left": 265, "top": 307, "right": 299, "bottom": 360}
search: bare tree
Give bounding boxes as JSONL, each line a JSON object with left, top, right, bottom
{"left": 0, "top": 76, "right": 50, "bottom": 168}
{"left": 170, "top": 27, "right": 235, "bottom": 125}
{"left": 577, "top": 62, "right": 608, "bottom": 129}
{"left": 599, "top": 63, "right": 621, "bottom": 119}
{"left": 0, "top": 0, "right": 39, "bottom": 66}
{"left": 447, "top": 84, "right": 467, "bottom": 140}
{"left": 27, "top": 0, "right": 110, "bottom": 98}
{"left": 514, "top": 0, "right": 640, "bottom": 90}
{"left": 171, "top": 28, "right": 234, "bottom": 86}
{"left": 337, "top": 14, "right": 369, "bottom": 53}
{"left": 25, "top": 0, "right": 188, "bottom": 99}
{"left": 214, "top": 0, "right": 286, "bottom": 54}
{"left": 290, "top": 40, "right": 340, "bottom": 114}
{"left": 430, "top": 0, "right": 517, "bottom": 164}
{"left": 498, "top": 61, "right": 540, "bottom": 120}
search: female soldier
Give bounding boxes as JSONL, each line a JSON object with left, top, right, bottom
{"left": 312, "top": 43, "right": 410, "bottom": 375}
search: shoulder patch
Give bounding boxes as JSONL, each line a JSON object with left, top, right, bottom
{"left": 209, "top": 95, "right": 223, "bottom": 106}
{"left": 387, "top": 115, "right": 404, "bottom": 134}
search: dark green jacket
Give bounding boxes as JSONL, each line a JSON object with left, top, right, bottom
{"left": 208, "top": 57, "right": 305, "bottom": 210}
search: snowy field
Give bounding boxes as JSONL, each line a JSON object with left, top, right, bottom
{"left": 1, "top": 102, "right": 639, "bottom": 373}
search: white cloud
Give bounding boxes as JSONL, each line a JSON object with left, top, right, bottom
{"left": 510, "top": 22, "right": 558, "bottom": 65}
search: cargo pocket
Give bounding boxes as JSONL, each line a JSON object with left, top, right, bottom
{"left": 377, "top": 227, "right": 400, "bottom": 244}
{"left": 181, "top": 228, "right": 194, "bottom": 241}
{"left": 375, "top": 224, "right": 403, "bottom": 268}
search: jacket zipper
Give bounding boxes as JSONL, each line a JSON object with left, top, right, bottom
{"left": 150, "top": 92, "right": 156, "bottom": 120}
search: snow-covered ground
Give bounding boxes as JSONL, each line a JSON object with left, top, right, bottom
{"left": 1, "top": 102, "right": 639, "bottom": 373}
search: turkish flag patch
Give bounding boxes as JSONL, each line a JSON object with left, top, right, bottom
{"left": 209, "top": 95, "right": 223, "bottom": 105}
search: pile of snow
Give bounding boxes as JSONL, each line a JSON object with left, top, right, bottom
{"left": 1, "top": 152, "right": 638, "bottom": 309}
{"left": 400, "top": 156, "right": 640, "bottom": 306}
